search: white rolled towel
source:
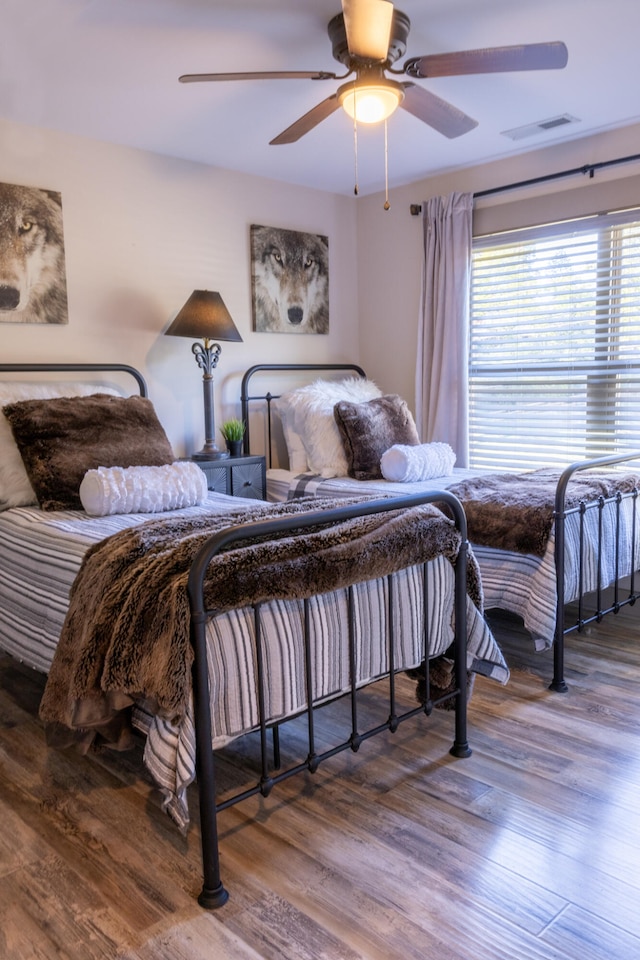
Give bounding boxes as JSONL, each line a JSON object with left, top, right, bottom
{"left": 380, "top": 442, "right": 456, "bottom": 483}
{"left": 80, "top": 461, "right": 208, "bottom": 516}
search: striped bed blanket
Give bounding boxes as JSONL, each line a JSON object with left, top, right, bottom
{"left": 0, "top": 494, "right": 508, "bottom": 829}
{"left": 38, "top": 495, "right": 479, "bottom": 742}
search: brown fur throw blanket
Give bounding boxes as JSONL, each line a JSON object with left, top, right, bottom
{"left": 448, "top": 468, "right": 639, "bottom": 557}
{"left": 40, "top": 496, "right": 481, "bottom": 749}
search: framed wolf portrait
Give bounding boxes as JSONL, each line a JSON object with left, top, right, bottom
{"left": 250, "top": 224, "right": 329, "bottom": 334}
{"left": 0, "top": 180, "right": 69, "bottom": 325}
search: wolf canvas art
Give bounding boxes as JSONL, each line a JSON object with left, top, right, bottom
{"left": 0, "top": 181, "right": 69, "bottom": 325}
{"left": 251, "top": 224, "right": 329, "bottom": 334}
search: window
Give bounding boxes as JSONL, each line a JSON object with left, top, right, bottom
{"left": 469, "top": 208, "right": 640, "bottom": 470}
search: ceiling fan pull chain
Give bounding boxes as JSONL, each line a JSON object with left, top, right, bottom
{"left": 384, "top": 118, "right": 390, "bottom": 210}
{"left": 353, "top": 101, "right": 359, "bottom": 196}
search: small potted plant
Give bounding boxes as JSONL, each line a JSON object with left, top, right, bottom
{"left": 220, "top": 418, "right": 245, "bottom": 457}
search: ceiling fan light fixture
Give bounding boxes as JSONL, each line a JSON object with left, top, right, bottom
{"left": 338, "top": 79, "right": 404, "bottom": 124}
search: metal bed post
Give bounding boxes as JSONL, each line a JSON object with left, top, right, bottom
{"left": 443, "top": 491, "right": 472, "bottom": 758}
{"left": 552, "top": 469, "right": 570, "bottom": 693}
{"left": 189, "top": 602, "right": 229, "bottom": 909}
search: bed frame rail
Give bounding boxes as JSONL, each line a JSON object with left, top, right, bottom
{"left": 0, "top": 362, "right": 147, "bottom": 396}
{"left": 553, "top": 451, "right": 640, "bottom": 691}
{"left": 187, "top": 491, "right": 470, "bottom": 908}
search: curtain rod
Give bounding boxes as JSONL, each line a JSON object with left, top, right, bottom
{"left": 409, "top": 151, "right": 640, "bottom": 216}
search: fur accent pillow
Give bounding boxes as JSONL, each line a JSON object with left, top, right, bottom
{"left": 334, "top": 395, "right": 420, "bottom": 481}
{"left": 3, "top": 393, "right": 175, "bottom": 511}
{"left": 278, "top": 377, "right": 383, "bottom": 478}
{"left": 0, "top": 381, "right": 121, "bottom": 511}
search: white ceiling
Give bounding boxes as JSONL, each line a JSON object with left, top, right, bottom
{"left": 2, "top": 0, "right": 639, "bottom": 197}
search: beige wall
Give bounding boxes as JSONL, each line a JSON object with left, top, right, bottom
{"left": 0, "top": 118, "right": 359, "bottom": 456}
{"left": 356, "top": 121, "right": 640, "bottom": 410}
{"left": 2, "top": 114, "right": 639, "bottom": 456}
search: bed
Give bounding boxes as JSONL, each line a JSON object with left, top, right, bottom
{"left": 240, "top": 362, "right": 640, "bottom": 693}
{"left": 0, "top": 361, "right": 507, "bottom": 909}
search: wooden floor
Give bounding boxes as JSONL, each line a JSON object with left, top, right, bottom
{"left": 1, "top": 603, "right": 640, "bottom": 960}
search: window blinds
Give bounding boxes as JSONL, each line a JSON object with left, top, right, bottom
{"left": 469, "top": 208, "right": 640, "bottom": 470}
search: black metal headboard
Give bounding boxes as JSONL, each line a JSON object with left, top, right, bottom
{"left": 240, "top": 363, "right": 366, "bottom": 467}
{"left": 0, "top": 363, "right": 148, "bottom": 397}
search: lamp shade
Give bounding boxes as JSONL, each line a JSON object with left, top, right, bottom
{"left": 166, "top": 290, "right": 243, "bottom": 343}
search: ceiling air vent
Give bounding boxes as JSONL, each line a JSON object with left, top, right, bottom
{"left": 501, "top": 114, "right": 581, "bottom": 141}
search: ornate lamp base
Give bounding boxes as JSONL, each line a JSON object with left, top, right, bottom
{"left": 192, "top": 446, "right": 229, "bottom": 461}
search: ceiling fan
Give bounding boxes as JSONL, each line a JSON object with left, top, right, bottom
{"left": 179, "top": 0, "right": 568, "bottom": 145}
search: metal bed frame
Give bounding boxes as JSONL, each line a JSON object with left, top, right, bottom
{"left": 552, "top": 453, "right": 640, "bottom": 691}
{"left": 240, "top": 363, "right": 640, "bottom": 694}
{"left": 0, "top": 361, "right": 474, "bottom": 910}
{"left": 187, "top": 490, "right": 471, "bottom": 909}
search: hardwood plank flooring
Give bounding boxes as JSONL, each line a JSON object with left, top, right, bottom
{"left": 1, "top": 602, "right": 639, "bottom": 959}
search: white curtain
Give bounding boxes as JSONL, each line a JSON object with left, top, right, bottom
{"left": 415, "top": 192, "right": 473, "bottom": 467}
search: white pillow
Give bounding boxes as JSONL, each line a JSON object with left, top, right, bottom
{"left": 80, "top": 462, "right": 208, "bottom": 516}
{"left": 380, "top": 442, "right": 457, "bottom": 482}
{"left": 272, "top": 399, "right": 309, "bottom": 473}
{"left": 0, "top": 381, "right": 121, "bottom": 511}
{"left": 279, "top": 377, "right": 383, "bottom": 478}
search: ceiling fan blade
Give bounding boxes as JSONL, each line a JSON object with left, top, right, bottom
{"left": 179, "top": 70, "right": 338, "bottom": 84}
{"left": 404, "top": 41, "right": 568, "bottom": 79}
{"left": 270, "top": 94, "right": 341, "bottom": 145}
{"left": 400, "top": 83, "right": 478, "bottom": 139}
{"left": 342, "top": 0, "right": 394, "bottom": 60}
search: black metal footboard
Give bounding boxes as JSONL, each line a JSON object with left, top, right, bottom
{"left": 186, "top": 491, "right": 471, "bottom": 908}
{"left": 552, "top": 451, "right": 640, "bottom": 692}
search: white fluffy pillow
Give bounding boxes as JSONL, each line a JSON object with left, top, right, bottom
{"left": 272, "top": 399, "right": 309, "bottom": 473}
{"left": 0, "top": 381, "right": 121, "bottom": 511}
{"left": 278, "top": 377, "right": 383, "bottom": 478}
{"left": 80, "top": 462, "right": 208, "bottom": 516}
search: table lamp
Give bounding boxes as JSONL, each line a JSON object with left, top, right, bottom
{"left": 166, "top": 290, "right": 243, "bottom": 460}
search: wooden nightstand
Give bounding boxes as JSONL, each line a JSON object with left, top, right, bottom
{"left": 193, "top": 454, "right": 266, "bottom": 501}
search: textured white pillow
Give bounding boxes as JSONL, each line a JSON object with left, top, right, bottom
{"left": 279, "top": 377, "right": 383, "bottom": 478}
{"left": 80, "top": 462, "right": 208, "bottom": 516}
{"left": 380, "top": 442, "right": 457, "bottom": 482}
{"left": 0, "top": 381, "right": 121, "bottom": 511}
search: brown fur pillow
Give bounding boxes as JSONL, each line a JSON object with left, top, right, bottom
{"left": 334, "top": 395, "right": 420, "bottom": 480}
{"left": 3, "top": 393, "right": 175, "bottom": 510}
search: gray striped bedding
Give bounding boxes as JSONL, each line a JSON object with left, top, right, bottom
{"left": 0, "top": 494, "right": 507, "bottom": 830}
{"left": 268, "top": 468, "right": 640, "bottom": 652}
